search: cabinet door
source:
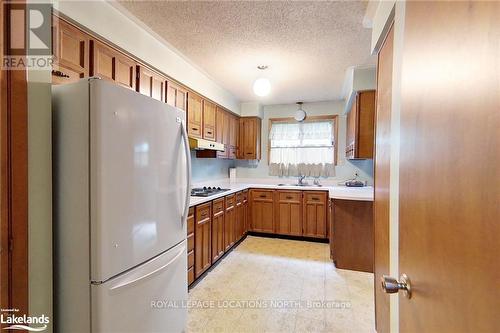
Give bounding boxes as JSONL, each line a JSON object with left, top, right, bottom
{"left": 239, "top": 117, "right": 261, "bottom": 160}
{"left": 224, "top": 195, "right": 235, "bottom": 251}
{"left": 187, "top": 92, "right": 203, "bottom": 138}
{"left": 166, "top": 81, "right": 187, "bottom": 111}
{"left": 211, "top": 198, "right": 225, "bottom": 263}
{"left": 137, "top": 66, "right": 166, "bottom": 102}
{"left": 52, "top": 16, "right": 89, "bottom": 84}
{"left": 275, "top": 191, "right": 302, "bottom": 236}
{"left": 90, "top": 40, "right": 136, "bottom": 90}
{"left": 216, "top": 107, "right": 228, "bottom": 158}
{"left": 357, "top": 90, "right": 376, "bottom": 158}
{"left": 346, "top": 99, "right": 357, "bottom": 159}
{"left": 250, "top": 190, "right": 274, "bottom": 233}
{"left": 195, "top": 203, "right": 212, "bottom": 278}
{"left": 235, "top": 192, "right": 243, "bottom": 242}
{"left": 303, "top": 191, "right": 328, "bottom": 238}
{"left": 229, "top": 115, "right": 238, "bottom": 147}
{"left": 187, "top": 207, "right": 195, "bottom": 285}
{"left": 203, "top": 100, "right": 216, "bottom": 141}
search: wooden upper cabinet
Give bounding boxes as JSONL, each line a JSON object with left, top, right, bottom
{"left": 136, "top": 66, "right": 166, "bottom": 102}
{"left": 249, "top": 189, "right": 274, "bottom": 233}
{"left": 166, "top": 81, "right": 187, "bottom": 111}
{"left": 275, "top": 190, "right": 302, "bottom": 236}
{"left": 187, "top": 92, "right": 203, "bottom": 138}
{"left": 346, "top": 90, "right": 376, "bottom": 159}
{"left": 302, "top": 191, "right": 328, "bottom": 238}
{"left": 90, "top": 40, "right": 136, "bottom": 90}
{"left": 216, "top": 107, "right": 228, "bottom": 158}
{"left": 239, "top": 117, "right": 261, "bottom": 160}
{"left": 52, "top": 16, "right": 89, "bottom": 84}
{"left": 203, "top": 100, "right": 216, "bottom": 141}
{"left": 228, "top": 114, "right": 239, "bottom": 159}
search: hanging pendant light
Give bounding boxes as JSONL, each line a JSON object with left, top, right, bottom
{"left": 294, "top": 102, "right": 307, "bottom": 122}
{"left": 253, "top": 65, "right": 271, "bottom": 97}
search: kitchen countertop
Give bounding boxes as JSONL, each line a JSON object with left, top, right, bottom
{"left": 189, "top": 180, "right": 373, "bottom": 207}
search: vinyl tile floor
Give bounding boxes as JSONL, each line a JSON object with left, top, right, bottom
{"left": 186, "top": 236, "right": 375, "bottom": 333}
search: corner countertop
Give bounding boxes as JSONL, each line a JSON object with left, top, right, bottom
{"left": 189, "top": 179, "right": 374, "bottom": 207}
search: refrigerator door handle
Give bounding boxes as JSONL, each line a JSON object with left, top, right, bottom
{"left": 109, "top": 244, "right": 186, "bottom": 291}
{"left": 180, "top": 119, "right": 192, "bottom": 224}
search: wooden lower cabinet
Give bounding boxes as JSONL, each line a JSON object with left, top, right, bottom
{"left": 331, "top": 199, "right": 373, "bottom": 272}
{"left": 211, "top": 198, "right": 225, "bottom": 263}
{"left": 224, "top": 195, "right": 235, "bottom": 251}
{"left": 249, "top": 189, "right": 274, "bottom": 233}
{"left": 242, "top": 190, "right": 249, "bottom": 234}
{"left": 195, "top": 203, "right": 212, "bottom": 278}
{"left": 303, "top": 191, "right": 328, "bottom": 238}
{"left": 235, "top": 192, "right": 244, "bottom": 241}
{"left": 275, "top": 190, "right": 302, "bottom": 236}
{"left": 187, "top": 207, "right": 195, "bottom": 285}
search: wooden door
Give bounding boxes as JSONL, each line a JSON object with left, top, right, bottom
{"left": 136, "top": 66, "right": 166, "bottom": 102}
{"left": 203, "top": 100, "right": 216, "bottom": 141}
{"left": 90, "top": 40, "right": 136, "bottom": 90}
{"left": 250, "top": 190, "right": 274, "bottom": 233}
{"left": 216, "top": 107, "right": 227, "bottom": 158}
{"left": 302, "top": 191, "right": 327, "bottom": 238}
{"left": 166, "top": 81, "right": 187, "bottom": 111}
{"left": 275, "top": 190, "right": 302, "bottom": 236}
{"left": 224, "top": 195, "right": 235, "bottom": 251}
{"left": 52, "top": 16, "right": 89, "bottom": 84}
{"left": 211, "top": 198, "right": 225, "bottom": 263}
{"left": 194, "top": 203, "right": 212, "bottom": 278}
{"left": 187, "top": 92, "right": 203, "bottom": 138}
{"left": 374, "top": 23, "right": 393, "bottom": 333}
{"left": 396, "top": 2, "right": 499, "bottom": 331}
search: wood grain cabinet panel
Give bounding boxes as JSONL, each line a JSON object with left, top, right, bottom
{"left": 331, "top": 199, "right": 373, "bottom": 273}
{"left": 243, "top": 190, "right": 249, "bottom": 234}
{"left": 195, "top": 203, "right": 212, "bottom": 278}
{"left": 346, "top": 90, "right": 376, "bottom": 159}
{"left": 203, "top": 100, "right": 216, "bottom": 141}
{"left": 187, "top": 92, "right": 203, "bottom": 138}
{"left": 229, "top": 115, "right": 239, "bottom": 159}
{"left": 211, "top": 198, "right": 225, "bottom": 264}
{"left": 224, "top": 195, "right": 235, "bottom": 251}
{"left": 235, "top": 192, "right": 244, "bottom": 241}
{"left": 250, "top": 190, "right": 274, "bottom": 233}
{"left": 136, "top": 66, "right": 166, "bottom": 102}
{"left": 216, "top": 107, "right": 228, "bottom": 158}
{"left": 302, "top": 191, "right": 328, "bottom": 238}
{"left": 275, "top": 190, "right": 302, "bottom": 236}
{"left": 187, "top": 207, "right": 195, "bottom": 285}
{"left": 90, "top": 40, "right": 136, "bottom": 90}
{"left": 239, "top": 117, "right": 261, "bottom": 160}
{"left": 166, "top": 81, "right": 187, "bottom": 111}
{"left": 52, "top": 16, "right": 89, "bottom": 84}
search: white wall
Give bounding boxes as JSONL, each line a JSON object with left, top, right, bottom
{"left": 235, "top": 101, "right": 374, "bottom": 184}
{"left": 53, "top": 0, "right": 241, "bottom": 114}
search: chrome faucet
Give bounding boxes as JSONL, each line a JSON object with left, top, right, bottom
{"left": 313, "top": 178, "right": 321, "bottom": 186}
{"left": 298, "top": 175, "right": 306, "bottom": 185}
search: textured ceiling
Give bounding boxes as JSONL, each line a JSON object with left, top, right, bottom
{"left": 117, "top": 1, "right": 375, "bottom": 105}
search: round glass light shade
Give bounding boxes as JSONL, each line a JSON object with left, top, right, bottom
{"left": 253, "top": 78, "right": 271, "bottom": 97}
{"left": 294, "top": 109, "right": 306, "bottom": 122}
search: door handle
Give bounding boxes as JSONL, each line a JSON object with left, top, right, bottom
{"left": 180, "top": 118, "right": 192, "bottom": 225}
{"left": 381, "top": 274, "right": 412, "bottom": 299}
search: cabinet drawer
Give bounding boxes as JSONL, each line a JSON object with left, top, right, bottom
{"left": 252, "top": 190, "right": 273, "bottom": 201}
{"left": 196, "top": 203, "right": 212, "bottom": 222}
{"left": 213, "top": 198, "right": 224, "bottom": 214}
{"left": 236, "top": 192, "right": 243, "bottom": 204}
{"left": 187, "top": 233, "right": 194, "bottom": 252}
{"left": 243, "top": 190, "right": 248, "bottom": 202}
{"left": 187, "top": 208, "right": 195, "bottom": 235}
{"left": 203, "top": 126, "right": 215, "bottom": 141}
{"left": 188, "top": 266, "right": 194, "bottom": 285}
{"left": 188, "top": 124, "right": 202, "bottom": 138}
{"left": 187, "top": 250, "right": 194, "bottom": 268}
{"left": 225, "top": 194, "right": 235, "bottom": 208}
{"left": 304, "top": 191, "right": 327, "bottom": 204}
{"left": 278, "top": 191, "right": 301, "bottom": 202}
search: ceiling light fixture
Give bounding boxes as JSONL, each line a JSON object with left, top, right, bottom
{"left": 253, "top": 66, "right": 271, "bottom": 97}
{"left": 294, "top": 102, "right": 307, "bottom": 122}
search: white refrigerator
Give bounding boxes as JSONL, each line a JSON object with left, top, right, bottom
{"left": 52, "top": 78, "right": 191, "bottom": 332}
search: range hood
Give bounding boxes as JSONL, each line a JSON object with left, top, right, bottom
{"left": 188, "top": 137, "right": 224, "bottom": 151}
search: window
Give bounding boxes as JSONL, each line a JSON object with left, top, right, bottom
{"left": 268, "top": 116, "right": 337, "bottom": 177}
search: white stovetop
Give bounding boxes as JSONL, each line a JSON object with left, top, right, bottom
{"left": 189, "top": 178, "right": 374, "bottom": 207}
